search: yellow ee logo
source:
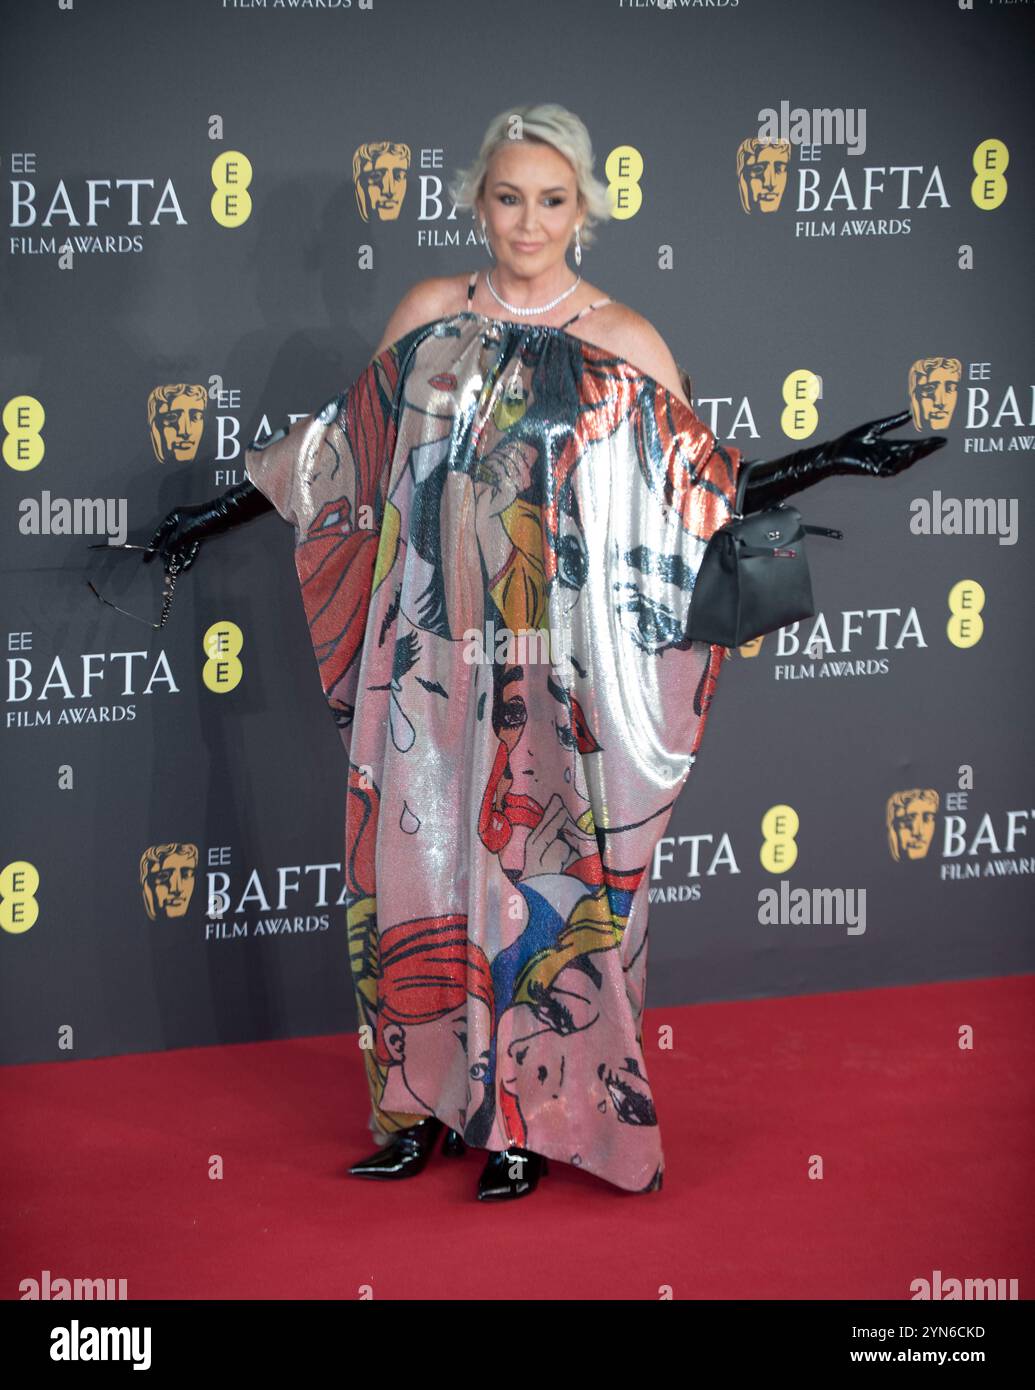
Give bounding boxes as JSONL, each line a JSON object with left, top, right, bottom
{"left": 0, "top": 861, "right": 40, "bottom": 934}
{"left": 780, "top": 370, "right": 821, "bottom": 439}
{"left": 760, "top": 803, "right": 799, "bottom": 873}
{"left": 203, "top": 620, "right": 243, "bottom": 691}
{"left": 3, "top": 396, "right": 45, "bottom": 471}
{"left": 947, "top": 578, "right": 984, "bottom": 648}
{"left": 211, "top": 151, "right": 253, "bottom": 227}
{"left": 605, "top": 146, "right": 643, "bottom": 221}
{"left": 971, "top": 140, "right": 1008, "bottom": 211}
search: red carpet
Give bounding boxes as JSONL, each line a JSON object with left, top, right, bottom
{"left": 3, "top": 976, "right": 1032, "bottom": 1301}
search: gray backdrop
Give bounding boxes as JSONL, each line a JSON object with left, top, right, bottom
{"left": 2, "top": 0, "right": 1032, "bottom": 1065}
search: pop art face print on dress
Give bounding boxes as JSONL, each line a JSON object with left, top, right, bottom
{"left": 245, "top": 307, "right": 740, "bottom": 1193}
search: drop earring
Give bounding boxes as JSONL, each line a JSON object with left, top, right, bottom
{"left": 574, "top": 223, "right": 582, "bottom": 266}
{"left": 480, "top": 217, "right": 494, "bottom": 259}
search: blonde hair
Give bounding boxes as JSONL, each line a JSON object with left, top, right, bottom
{"left": 448, "top": 103, "right": 612, "bottom": 248}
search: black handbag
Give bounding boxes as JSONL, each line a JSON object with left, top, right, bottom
{"left": 686, "top": 459, "right": 844, "bottom": 647}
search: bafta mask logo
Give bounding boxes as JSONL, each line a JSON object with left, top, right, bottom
{"left": 886, "top": 789, "right": 939, "bottom": 862}
{"left": 148, "top": 384, "right": 208, "bottom": 464}
{"left": 737, "top": 137, "right": 792, "bottom": 214}
{"left": 353, "top": 141, "right": 411, "bottom": 222}
{"left": 908, "top": 358, "right": 961, "bottom": 431}
{"left": 140, "top": 842, "right": 198, "bottom": 920}
{"left": 737, "top": 637, "right": 765, "bottom": 658}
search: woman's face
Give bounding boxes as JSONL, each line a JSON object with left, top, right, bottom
{"left": 380, "top": 996, "right": 492, "bottom": 1125}
{"left": 477, "top": 140, "right": 583, "bottom": 281}
{"left": 494, "top": 657, "right": 594, "bottom": 875}
{"left": 496, "top": 961, "right": 660, "bottom": 1179}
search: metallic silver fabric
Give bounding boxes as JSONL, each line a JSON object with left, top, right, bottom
{"left": 245, "top": 310, "right": 743, "bottom": 1192}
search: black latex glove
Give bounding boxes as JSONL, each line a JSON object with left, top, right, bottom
{"left": 143, "top": 478, "right": 274, "bottom": 573}
{"left": 741, "top": 409, "right": 947, "bottom": 513}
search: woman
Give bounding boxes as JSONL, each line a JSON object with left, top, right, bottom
{"left": 145, "top": 104, "right": 944, "bottom": 1201}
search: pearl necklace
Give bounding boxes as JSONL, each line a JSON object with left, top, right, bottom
{"left": 484, "top": 269, "right": 582, "bottom": 317}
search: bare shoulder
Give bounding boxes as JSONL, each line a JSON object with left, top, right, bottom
{"left": 584, "top": 302, "right": 693, "bottom": 409}
{"left": 369, "top": 275, "right": 459, "bottom": 359}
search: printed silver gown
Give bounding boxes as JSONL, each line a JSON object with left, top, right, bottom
{"left": 244, "top": 301, "right": 743, "bottom": 1193}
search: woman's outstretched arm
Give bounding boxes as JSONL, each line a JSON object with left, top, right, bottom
{"left": 143, "top": 474, "right": 275, "bottom": 573}
{"left": 740, "top": 409, "right": 946, "bottom": 513}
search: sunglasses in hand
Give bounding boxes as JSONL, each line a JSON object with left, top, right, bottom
{"left": 85, "top": 542, "right": 181, "bottom": 629}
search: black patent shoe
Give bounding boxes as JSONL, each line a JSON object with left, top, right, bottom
{"left": 441, "top": 1127, "right": 466, "bottom": 1157}
{"left": 476, "top": 1145, "right": 549, "bottom": 1200}
{"left": 347, "top": 1116, "right": 445, "bottom": 1178}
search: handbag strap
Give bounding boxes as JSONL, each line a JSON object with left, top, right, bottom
{"left": 734, "top": 459, "right": 757, "bottom": 515}
{"left": 727, "top": 522, "right": 845, "bottom": 558}
{"left": 733, "top": 461, "right": 845, "bottom": 543}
